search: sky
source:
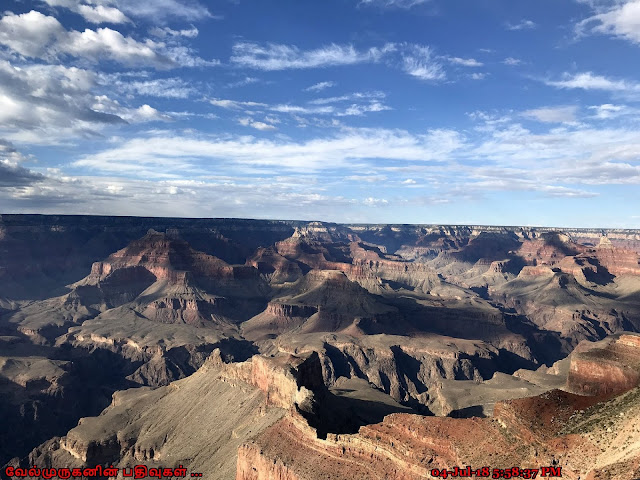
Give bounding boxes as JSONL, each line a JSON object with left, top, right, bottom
{"left": 1, "top": 0, "right": 640, "bottom": 227}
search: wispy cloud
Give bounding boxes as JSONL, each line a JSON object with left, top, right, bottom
{"left": 104, "top": 77, "right": 199, "bottom": 99}
{"left": 230, "top": 42, "right": 392, "bottom": 70}
{"left": 506, "top": 19, "right": 537, "bottom": 31}
{"left": 73, "top": 127, "right": 464, "bottom": 175}
{"left": 503, "top": 57, "right": 522, "bottom": 66}
{"left": 304, "top": 81, "right": 337, "bottom": 92}
{"left": 357, "top": 0, "right": 431, "bottom": 8}
{"left": 401, "top": 45, "right": 445, "bottom": 81}
{"left": 308, "top": 91, "right": 385, "bottom": 105}
{"left": 227, "top": 76, "right": 260, "bottom": 88}
{"left": 209, "top": 92, "right": 390, "bottom": 118}
{"left": 545, "top": 71, "right": 640, "bottom": 92}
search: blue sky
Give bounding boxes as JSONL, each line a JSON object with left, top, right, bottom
{"left": 1, "top": 0, "right": 640, "bottom": 227}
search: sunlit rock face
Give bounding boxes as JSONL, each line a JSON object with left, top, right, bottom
{"left": 2, "top": 215, "right": 640, "bottom": 478}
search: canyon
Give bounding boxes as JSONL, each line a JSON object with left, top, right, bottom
{"left": 1, "top": 215, "right": 640, "bottom": 479}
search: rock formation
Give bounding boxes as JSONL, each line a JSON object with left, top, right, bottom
{"left": 2, "top": 216, "right": 640, "bottom": 479}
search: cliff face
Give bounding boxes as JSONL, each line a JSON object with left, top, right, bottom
{"left": 567, "top": 334, "right": 640, "bottom": 397}
{"left": 4, "top": 216, "right": 640, "bottom": 475}
{"left": 237, "top": 334, "right": 640, "bottom": 480}
{"left": 208, "top": 350, "right": 324, "bottom": 411}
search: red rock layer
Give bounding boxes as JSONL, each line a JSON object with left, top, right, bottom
{"left": 567, "top": 334, "right": 640, "bottom": 397}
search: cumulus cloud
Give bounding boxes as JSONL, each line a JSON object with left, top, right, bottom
{"left": 0, "top": 10, "right": 65, "bottom": 58}
{"left": 0, "top": 61, "right": 117, "bottom": 142}
{"left": 0, "top": 10, "right": 216, "bottom": 68}
{"left": 577, "top": 0, "right": 640, "bottom": 44}
{"left": 41, "top": 0, "right": 130, "bottom": 24}
{"left": 0, "top": 11, "right": 171, "bottom": 67}
{"left": 92, "top": 96, "right": 172, "bottom": 122}
{"left": 0, "top": 140, "right": 44, "bottom": 187}
{"left": 0, "top": 60, "right": 169, "bottom": 144}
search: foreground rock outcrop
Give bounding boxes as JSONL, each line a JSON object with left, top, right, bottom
{"left": 237, "top": 333, "right": 640, "bottom": 480}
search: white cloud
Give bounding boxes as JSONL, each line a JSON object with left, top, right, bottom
{"left": 117, "top": 0, "right": 214, "bottom": 22}
{"left": 335, "top": 102, "right": 391, "bottom": 116}
{"left": 230, "top": 42, "right": 393, "bottom": 70}
{"left": 308, "top": 91, "right": 385, "bottom": 105}
{"left": 401, "top": 45, "right": 445, "bottom": 81}
{"left": 107, "top": 77, "right": 198, "bottom": 98}
{"left": 363, "top": 197, "right": 389, "bottom": 206}
{"left": 545, "top": 71, "right": 640, "bottom": 92}
{"left": 209, "top": 94, "right": 390, "bottom": 117}
{"left": 0, "top": 10, "right": 172, "bottom": 68}
{"left": 73, "top": 127, "right": 464, "bottom": 175}
{"left": 93, "top": 97, "right": 172, "bottom": 122}
{"left": 63, "top": 28, "right": 173, "bottom": 67}
{"left": 588, "top": 103, "right": 638, "bottom": 119}
{"left": 40, "top": 0, "right": 213, "bottom": 23}
{"left": 521, "top": 106, "right": 578, "bottom": 123}
{"left": 506, "top": 19, "right": 537, "bottom": 30}
{"left": 305, "top": 81, "right": 336, "bottom": 92}
{"left": 10, "top": 115, "right": 640, "bottom": 218}
{"left": 0, "top": 10, "right": 215, "bottom": 69}
{"left": 0, "top": 10, "right": 65, "bottom": 58}
{"left": 238, "top": 117, "right": 277, "bottom": 131}
{"left": 77, "top": 4, "right": 130, "bottom": 23}
{"left": 0, "top": 60, "right": 173, "bottom": 144}
{"left": 448, "top": 56, "right": 483, "bottom": 67}
{"left": 469, "top": 72, "right": 487, "bottom": 80}
{"left": 503, "top": 57, "right": 522, "bottom": 66}
{"left": 358, "top": 0, "right": 430, "bottom": 8}
{"left": 41, "top": 0, "right": 131, "bottom": 23}
{"left": 227, "top": 76, "right": 260, "bottom": 88}
{"left": 0, "top": 61, "right": 121, "bottom": 143}
{"left": 577, "top": 0, "right": 640, "bottom": 44}
{"left": 209, "top": 98, "right": 268, "bottom": 109}
{"left": 150, "top": 26, "right": 199, "bottom": 39}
